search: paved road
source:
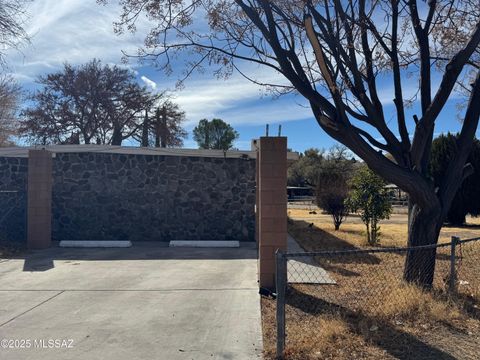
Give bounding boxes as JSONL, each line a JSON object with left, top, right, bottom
{"left": 0, "top": 243, "right": 262, "bottom": 360}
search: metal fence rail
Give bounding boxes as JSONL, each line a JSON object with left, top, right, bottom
{"left": 275, "top": 236, "right": 480, "bottom": 359}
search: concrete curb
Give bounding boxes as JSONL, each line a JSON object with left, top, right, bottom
{"left": 169, "top": 241, "right": 240, "bottom": 248}
{"left": 59, "top": 240, "right": 132, "bottom": 248}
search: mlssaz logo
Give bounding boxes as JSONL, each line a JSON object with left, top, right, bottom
{"left": 33, "top": 339, "right": 74, "bottom": 349}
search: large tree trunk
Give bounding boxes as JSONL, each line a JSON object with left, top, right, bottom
{"left": 446, "top": 197, "right": 467, "bottom": 226}
{"left": 141, "top": 110, "right": 149, "bottom": 147}
{"left": 154, "top": 108, "right": 161, "bottom": 148}
{"left": 111, "top": 128, "right": 123, "bottom": 146}
{"left": 159, "top": 105, "right": 167, "bottom": 148}
{"left": 365, "top": 222, "right": 371, "bottom": 245}
{"left": 403, "top": 202, "right": 443, "bottom": 288}
{"left": 333, "top": 217, "right": 340, "bottom": 230}
{"left": 371, "top": 218, "right": 378, "bottom": 246}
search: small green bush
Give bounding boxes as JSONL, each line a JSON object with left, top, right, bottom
{"left": 345, "top": 167, "right": 392, "bottom": 245}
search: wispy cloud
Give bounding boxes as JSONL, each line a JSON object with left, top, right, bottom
{"left": 140, "top": 75, "right": 157, "bottom": 90}
{"left": 161, "top": 65, "right": 310, "bottom": 127}
{"left": 6, "top": 0, "right": 150, "bottom": 80}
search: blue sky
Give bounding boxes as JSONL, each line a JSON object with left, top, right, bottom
{"left": 5, "top": 0, "right": 477, "bottom": 153}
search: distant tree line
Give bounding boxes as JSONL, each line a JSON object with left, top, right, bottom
{"left": 290, "top": 135, "right": 480, "bottom": 240}
{"left": 288, "top": 146, "right": 359, "bottom": 232}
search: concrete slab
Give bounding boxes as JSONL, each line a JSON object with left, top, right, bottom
{"left": 169, "top": 240, "right": 239, "bottom": 248}
{"left": 0, "top": 243, "right": 262, "bottom": 360}
{"left": 59, "top": 240, "right": 132, "bottom": 248}
{"left": 287, "top": 234, "right": 336, "bottom": 285}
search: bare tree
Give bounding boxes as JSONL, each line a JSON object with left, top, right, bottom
{"left": 136, "top": 100, "right": 187, "bottom": 147}
{"left": 0, "top": 74, "right": 20, "bottom": 146}
{"left": 103, "top": 0, "right": 480, "bottom": 287}
{"left": 20, "top": 59, "right": 159, "bottom": 145}
{"left": 0, "top": 0, "right": 29, "bottom": 67}
{"left": 0, "top": 0, "right": 28, "bottom": 144}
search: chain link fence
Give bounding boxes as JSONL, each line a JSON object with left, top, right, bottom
{"left": 275, "top": 236, "right": 480, "bottom": 359}
{"left": 455, "top": 237, "right": 480, "bottom": 306}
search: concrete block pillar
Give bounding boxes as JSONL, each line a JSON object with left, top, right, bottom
{"left": 252, "top": 139, "right": 260, "bottom": 244}
{"left": 27, "top": 150, "right": 53, "bottom": 249}
{"left": 257, "top": 137, "right": 287, "bottom": 289}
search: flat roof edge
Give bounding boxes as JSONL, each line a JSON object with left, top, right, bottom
{"left": 0, "top": 145, "right": 299, "bottom": 160}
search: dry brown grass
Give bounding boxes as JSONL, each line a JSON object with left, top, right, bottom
{"left": 374, "top": 282, "right": 462, "bottom": 323}
{"left": 262, "top": 296, "right": 389, "bottom": 360}
{"left": 261, "top": 210, "right": 480, "bottom": 359}
{"left": 287, "top": 208, "right": 480, "bottom": 247}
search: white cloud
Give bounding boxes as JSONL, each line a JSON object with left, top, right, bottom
{"left": 5, "top": 0, "right": 151, "bottom": 81}
{"left": 140, "top": 75, "right": 157, "bottom": 90}
{"left": 173, "top": 78, "right": 264, "bottom": 123}
{"left": 161, "top": 65, "right": 309, "bottom": 127}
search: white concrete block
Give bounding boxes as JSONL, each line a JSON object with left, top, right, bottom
{"left": 169, "top": 241, "right": 240, "bottom": 248}
{"left": 59, "top": 240, "right": 132, "bottom": 248}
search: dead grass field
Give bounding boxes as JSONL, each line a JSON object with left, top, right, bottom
{"left": 261, "top": 209, "right": 480, "bottom": 359}
{"left": 287, "top": 208, "right": 480, "bottom": 247}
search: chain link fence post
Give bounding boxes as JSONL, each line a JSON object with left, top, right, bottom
{"left": 449, "top": 236, "right": 459, "bottom": 294}
{"left": 276, "top": 249, "right": 287, "bottom": 359}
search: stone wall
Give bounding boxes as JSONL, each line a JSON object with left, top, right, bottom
{"left": 0, "top": 157, "right": 28, "bottom": 243}
{"left": 52, "top": 152, "right": 256, "bottom": 242}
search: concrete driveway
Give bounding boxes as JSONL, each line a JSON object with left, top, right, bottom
{"left": 0, "top": 243, "right": 262, "bottom": 360}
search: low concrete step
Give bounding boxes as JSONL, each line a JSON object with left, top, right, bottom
{"left": 169, "top": 241, "right": 240, "bottom": 248}
{"left": 59, "top": 240, "right": 132, "bottom": 248}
